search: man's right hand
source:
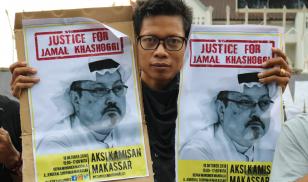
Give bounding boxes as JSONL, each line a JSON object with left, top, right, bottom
{"left": 297, "top": 175, "right": 308, "bottom": 182}
{"left": 9, "top": 61, "right": 40, "bottom": 98}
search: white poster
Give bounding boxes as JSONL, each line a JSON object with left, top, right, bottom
{"left": 177, "top": 25, "right": 284, "bottom": 182}
{"left": 23, "top": 17, "right": 148, "bottom": 182}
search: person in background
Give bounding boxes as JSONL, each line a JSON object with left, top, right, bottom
{"left": 0, "top": 95, "right": 22, "bottom": 182}
{"left": 270, "top": 113, "right": 308, "bottom": 182}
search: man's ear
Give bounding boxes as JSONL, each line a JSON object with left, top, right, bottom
{"left": 216, "top": 100, "right": 225, "bottom": 123}
{"left": 70, "top": 91, "right": 80, "bottom": 112}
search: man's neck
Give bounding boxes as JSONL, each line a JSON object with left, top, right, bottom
{"left": 141, "top": 74, "right": 173, "bottom": 91}
{"left": 232, "top": 140, "right": 251, "bottom": 154}
{"left": 73, "top": 115, "right": 111, "bottom": 141}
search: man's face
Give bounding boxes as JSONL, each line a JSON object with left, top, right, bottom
{"left": 137, "top": 15, "right": 186, "bottom": 89}
{"left": 217, "top": 85, "right": 272, "bottom": 147}
{"left": 71, "top": 71, "right": 126, "bottom": 134}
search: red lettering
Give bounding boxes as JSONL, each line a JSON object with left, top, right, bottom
{"left": 92, "top": 32, "right": 109, "bottom": 42}
{"left": 201, "top": 43, "right": 238, "bottom": 54}
{"left": 244, "top": 44, "right": 261, "bottom": 54}
{"left": 47, "top": 34, "right": 85, "bottom": 46}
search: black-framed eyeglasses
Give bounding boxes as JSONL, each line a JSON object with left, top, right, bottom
{"left": 137, "top": 35, "right": 186, "bottom": 51}
{"left": 223, "top": 98, "right": 273, "bottom": 111}
{"left": 76, "top": 85, "right": 128, "bottom": 97}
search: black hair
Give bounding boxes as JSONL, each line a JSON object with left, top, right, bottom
{"left": 216, "top": 91, "right": 230, "bottom": 107}
{"left": 88, "top": 59, "right": 119, "bottom": 72}
{"left": 237, "top": 72, "right": 259, "bottom": 84}
{"left": 70, "top": 81, "right": 83, "bottom": 97}
{"left": 133, "top": 0, "right": 193, "bottom": 39}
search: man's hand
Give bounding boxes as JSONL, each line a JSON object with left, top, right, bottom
{"left": 0, "top": 128, "right": 22, "bottom": 181}
{"left": 9, "top": 61, "right": 40, "bottom": 98}
{"left": 0, "top": 128, "right": 20, "bottom": 169}
{"left": 296, "top": 174, "right": 308, "bottom": 182}
{"left": 258, "top": 48, "right": 292, "bottom": 92}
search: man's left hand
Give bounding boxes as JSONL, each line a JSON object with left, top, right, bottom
{"left": 258, "top": 48, "right": 292, "bottom": 92}
{"left": 296, "top": 174, "right": 308, "bottom": 182}
{"left": 0, "top": 127, "right": 20, "bottom": 169}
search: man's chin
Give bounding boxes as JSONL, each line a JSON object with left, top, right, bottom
{"left": 90, "top": 115, "right": 120, "bottom": 135}
{"left": 104, "top": 112, "right": 122, "bottom": 123}
{"left": 245, "top": 127, "right": 265, "bottom": 141}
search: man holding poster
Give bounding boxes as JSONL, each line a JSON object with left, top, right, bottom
{"left": 10, "top": 0, "right": 292, "bottom": 181}
{"left": 37, "top": 59, "right": 132, "bottom": 154}
{"left": 180, "top": 72, "right": 277, "bottom": 161}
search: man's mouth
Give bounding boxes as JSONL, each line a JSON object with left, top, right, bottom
{"left": 245, "top": 117, "right": 265, "bottom": 130}
{"left": 151, "top": 63, "right": 170, "bottom": 68}
{"left": 103, "top": 106, "right": 121, "bottom": 116}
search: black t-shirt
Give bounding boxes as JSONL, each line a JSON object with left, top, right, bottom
{"left": 142, "top": 76, "right": 179, "bottom": 182}
{"left": 0, "top": 95, "right": 21, "bottom": 182}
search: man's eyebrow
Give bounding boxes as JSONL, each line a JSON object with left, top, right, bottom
{"left": 259, "top": 95, "right": 271, "bottom": 99}
{"left": 237, "top": 94, "right": 252, "bottom": 100}
{"left": 113, "top": 79, "right": 124, "bottom": 85}
{"left": 228, "top": 91, "right": 247, "bottom": 99}
{"left": 238, "top": 94, "right": 270, "bottom": 100}
{"left": 86, "top": 82, "right": 106, "bottom": 88}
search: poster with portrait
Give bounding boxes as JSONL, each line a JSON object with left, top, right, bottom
{"left": 22, "top": 16, "right": 149, "bottom": 181}
{"left": 176, "top": 25, "right": 284, "bottom": 182}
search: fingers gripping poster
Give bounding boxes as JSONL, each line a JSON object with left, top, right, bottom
{"left": 23, "top": 17, "right": 148, "bottom": 182}
{"left": 176, "top": 25, "right": 284, "bottom": 182}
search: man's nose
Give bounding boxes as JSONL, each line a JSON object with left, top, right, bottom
{"left": 105, "top": 90, "right": 117, "bottom": 104}
{"left": 153, "top": 41, "right": 168, "bottom": 58}
{"left": 249, "top": 103, "right": 263, "bottom": 116}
